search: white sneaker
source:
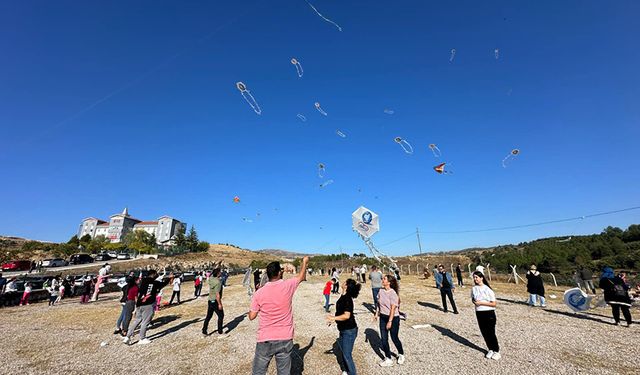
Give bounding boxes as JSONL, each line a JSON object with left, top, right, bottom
{"left": 138, "top": 338, "right": 152, "bottom": 345}
{"left": 491, "top": 352, "right": 501, "bottom": 360}
{"left": 379, "top": 358, "right": 393, "bottom": 367}
{"left": 122, "top": 337, "right": 130, "bottom": 345}
{"left": 397, "top": 354, "right": 405, "bottom": 364}
{"left": 217, "top": 333, "right": 230, "bottom": 339}
{"left": 485, "top": 350, "right": 494, "bottom": 359}
{"left": 342, "top": 372, "right": 348, "bottom": 375}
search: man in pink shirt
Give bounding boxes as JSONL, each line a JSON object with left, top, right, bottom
{"left": 249, "top": 256, "right": 308, "bottom": 375}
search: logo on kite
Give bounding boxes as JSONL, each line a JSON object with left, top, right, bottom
{"left": 563, "top": 288, "right": 592, "bottom": 312}
{"left": 433, "top": 162, "right": 452, "bottom": 174}
{"left": 362, "top": 211, "right": 373, "bottom": 225}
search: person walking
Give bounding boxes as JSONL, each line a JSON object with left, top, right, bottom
{"left": 124, "top": 269, "right": 169, "bottom": 345}
{"left": 354, "top": 265, "right": 361, "bottom": 283}
{"left": 327, "top": 278, "right": 361, "bottom": 375}
{"left": 169, "top": 273, "right": 181, "bottom": 305}
{"left": 369, "top": 265, "right": 383, "bottom": 312}
{"left": 435, "top": 264, "right": 458, "bottom": 314}
{"left": 455, "top": 263, "right": 464, "bottom": 287}
{"left": 375, "top": 274, "right": 405, "bottom": 367}
{"left": 19, "top": 282, "right": 32, "bottom": 306}
{"left": 47, "top": 280, "right": 59, "bottom": 306}
{"left": 120, "top": 276, "right": 138, "bottom": 337}
{"left": 526, "top": 265, "right": 546, "bottom": 307}
{"left": 579, "top": 266, "right": 596, "bottom": 294}
{"left": 599, "top": 267, "right": 633, "bottom": 327}
{"left": 194, "top": 272, "right": 203, "bottom": 298}
{"left": 323, "top": 277, "right": 334, "bottom": 312}
{"left": 332, "top": 268, "right": 340, "bottom": 294}
{"left": 471, "top": 271, "right": 501, "bottom": 360}
{"left": 56, "top": 279, "right": 66, "bottom": 304}
{"left": 360, "top": 264, "right": 367, "bottom": 285}
{"left": 91, "top": 264, "right": 111, "bottom": 302}
{"left": 202, "top": 268, "right": 227, "bottom": 337}
{"left": 248, "top": 257, "right": 309, "bottom": 375}
{"left": 114, "top": 276, "right": 133, "bottom": 335}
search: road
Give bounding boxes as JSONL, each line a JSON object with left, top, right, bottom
{"left": 2, "top": 258, "right": 138, "bottom": 277}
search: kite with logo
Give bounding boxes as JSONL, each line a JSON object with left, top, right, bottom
{"left": 563, "top": 287, "right": 593, "bottom": 312}
{"left": 352, "top": 206, "right": 398, "bottom": 273}
{"left": 242, "top": 267, "right": 253, "bottom": 298}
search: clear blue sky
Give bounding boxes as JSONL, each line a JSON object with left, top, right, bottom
{"left": 1, "top": 1, "right": 639, "bottom": 255}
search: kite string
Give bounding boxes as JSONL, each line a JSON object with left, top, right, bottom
{"left": 304, "top": 0, "right": 343, "bottom": 32}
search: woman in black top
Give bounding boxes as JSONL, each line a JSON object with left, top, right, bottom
{"left": 599, "top": 267, "right": 633, "bottom": 326}
{"left": 327, "top": 278, "right": 361, "bottom": 375}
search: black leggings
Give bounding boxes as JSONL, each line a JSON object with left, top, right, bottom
{"left": 379, "top": 314, "right": 404, "bottom": 358}
{"left": 202, "top": 300, "right": 224, "bottom": 334}
{"left": 476, "top": 310, "right": 499, "bottom": 352}
{"left": 170, "top": 291, "right": 181, "bottom": 304}
{"left": 611, "top": 304, "right": 632, "bottom": 325}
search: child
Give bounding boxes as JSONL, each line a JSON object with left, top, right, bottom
{"left": 20, "top": 282, "right": 32, "bottom": 306}
{"left": 323, "top": 278, "right": 334, "bottom": 312}
{"left": 48, "top": 284, "right": 59, "bottom": 306}
{"left": 56, "top": 282, "right": 66, "bottom": 304}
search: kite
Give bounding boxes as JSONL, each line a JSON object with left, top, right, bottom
{"left": 320, "top": 179, "right": 334, "bottom": 188}
{"left": 502, "top": 149, "right": 520, "bottom": 168}
{"left": 297, "top": 114, "right": 307, "bottom": 122}
{"left": 494, "top": 48, "right": 500, "bottom": 60}
{"left": 236, "top": 82, "right": 262, "bottom": 115}
{"left": 564, "top": 288, "right": 592, "bottom": 312}
{"left": 449, "top": 48, "right": 456, "bottom": 62}
{"left": 318, "top": 163, "right": 326, "bottom": 178}
{"left": 428, "top": 143, "right": 441, "bottom": 157}
{"left": 394, "top": 137, "right": 413, "bottom": 154}
{"left": 233, "top": 196, "right": 240, "bottom": 204}
{"left": 352, "top": 206, "right": 399, "bottom": 273}
{"left": 383, "top": 109, "right": 395, "bottom": 115}
{"left": 242, "top": 217, "right": 253, "bottom": 223}
{"left": 336, "top": 130, "right": 346, "bottom": 138}
{"left": 433, "top": 162, "right": 452, "bottom": 174}
{"left": 304, "top": 0, "right": 342, "bottom": 32}
{"left": 315, "top": 102, "right": 328, "bottom": 116}
{"left": 291, "top": 58, "right": 303, "bottom": 78}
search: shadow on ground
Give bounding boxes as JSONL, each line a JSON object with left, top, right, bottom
{"left": 418, "top": 301, "right": 443, "bottom": 311}
{"left": 431, "top": 324, "right": 486, "bottom": 354}
{"left": 291, "top": 336, "right": 315, "bottom": 374}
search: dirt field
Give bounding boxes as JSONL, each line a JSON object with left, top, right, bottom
{"left": 0, "top": 274, "right": 637, "bottom": 375}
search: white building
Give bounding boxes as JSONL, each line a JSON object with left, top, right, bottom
{"left": 78, "top": 208, "right": 186, "bottom": 246}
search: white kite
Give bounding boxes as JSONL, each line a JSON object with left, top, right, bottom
{"left": 291, "top": 58, "right": 304, "bottom": 78}
{"left": 563, "top": 287, "right": 592, "bottom": 312}
{"left": 352, "top": 206, "right": 399, "bottom": 273}
{"left": 236, "top": 82, "right": 262, "bottom": 115}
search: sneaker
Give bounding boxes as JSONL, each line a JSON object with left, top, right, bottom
{"left": 541, "top": 304, "right": 547, "bottom": 308}
{"left": 217, "top": 333, "right": 230, "bottom": 339}
{"left": 379, "top": 358, "right": 393, "bottom": 367}
{"left": 453, "top": 311, "right": 459, "bottom": 314}
{"left": 138, "top": 338, "right": 152, "bottom": 345}
{"left": 485, "top": 350, "right": 494, "bottom": 359}
{"left": 397, "top": 354, "right": 405, "bottom": 364}
{"left": 342, "top": 372, "right": 348, "bottom": 375}
{"left": 122, "top": 337, "right": 130, "bottom": 345}
{"left": 491, "top": 352, "right": 501, "bottom": 360}
{"left": 113, "top": 328, "right": 121, "bottom": 335}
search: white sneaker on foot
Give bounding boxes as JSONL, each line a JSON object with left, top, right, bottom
{"left": 379, "top": 358, "right": 393, "bottom": 367}
{"left": 485, "top": 350, "right": 494, "bottom": 359}
{"left": 342, "top": 372, "right": 348, "bottom": 375}
{"left": 491, "top": 352, "right": 501, "bottom": 360}
{"left": 122, "top": 337, "right": 130, "bottom": 344}
{"left": 397, "top": 354, "right": 405, "bottom": 364}
{"left": 138, "top": 338, "right": 152, "bottom": 345}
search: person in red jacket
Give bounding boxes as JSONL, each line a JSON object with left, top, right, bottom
{"left": 323, "top": 278, "right": 335, "bottom": 312}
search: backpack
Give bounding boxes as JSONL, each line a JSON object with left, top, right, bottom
{"left": 609, "top": 279, "right": 627, "bottom": 298}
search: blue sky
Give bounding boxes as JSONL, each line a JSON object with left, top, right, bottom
{"left": 1, "top": 1, "right": 639, "bottom": 255}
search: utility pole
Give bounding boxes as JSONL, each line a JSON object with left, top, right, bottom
{"left": 416, "top": 227, "right": 423, "bottom": 254}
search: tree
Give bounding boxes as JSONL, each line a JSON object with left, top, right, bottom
{"left": 87, "top": 235, "right": 109, "bottom": 253}
{"left": 124, "top": 230, "right": 155, "bottom": 254}
{"left": 186, "top": 225, "right": 199, "bottom": 252}
{"left": 67, "top": 235, "right": 80, "bottom": 247}
{"left": 196, "top": 241, "right": 210, "bottom": 253}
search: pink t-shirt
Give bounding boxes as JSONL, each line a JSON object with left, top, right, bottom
{"left": 250, "top": 277, "right": 301, "bottom": 342}
{"left": 377, "top": 288, "right": 399, "bottom": 317}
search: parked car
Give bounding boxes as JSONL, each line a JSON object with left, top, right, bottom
{"left": 107, "top": 251, "right": 118, "bottom": 258}
{"left": 116, "top": 252, "right": 131, "bottom": 260}
{"left": 1, "top": 260, "right": 32, "bottom": 272}
{"left": 69, "top": 253, "right": 94, "bottom": 265}
{"left": 95, "top": 252, "right": 114, "bottom": 261}
{"left": 42, "top": 258, "right": 68, "bottom": 267}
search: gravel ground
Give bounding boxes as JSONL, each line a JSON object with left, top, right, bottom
{"left": 0, "top": 274, "right": 637, "bottom": 374}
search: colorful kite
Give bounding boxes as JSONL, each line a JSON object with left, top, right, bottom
{"left": 433, "top": 162, "right": 452, "bottom": 174}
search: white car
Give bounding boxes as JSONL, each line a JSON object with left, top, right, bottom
{"left": 107, "top": 251, "right": 118, "bottom": 258}
{"left": 42, "top": 258, "right": 68, "bottom": 267}
{"left": 116, "top": 253, "right": 131, "bottom": 260}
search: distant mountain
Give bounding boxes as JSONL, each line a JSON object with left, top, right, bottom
{"left": 257, "top": 249, "right": 317, "bottom": 259}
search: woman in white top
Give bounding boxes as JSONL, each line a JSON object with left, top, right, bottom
{"left": 169, "top": 273, "right": 181, "bottom": 305}
{"left": 471, "top": 271, "right": 501, "bottom": 360}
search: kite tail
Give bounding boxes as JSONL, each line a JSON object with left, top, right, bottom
{"left": 305, "top": 0, "right": 343, "bottom": 32}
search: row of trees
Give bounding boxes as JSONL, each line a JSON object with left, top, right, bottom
{"left": 470, "top": 225, "right": 640, "bottom": 274}
{"left": 18, "top": 225, "right": 210, "bottom": 258}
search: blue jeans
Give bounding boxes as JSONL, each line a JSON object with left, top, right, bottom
{"left": 379, "top": 314, "right": 403, "bottom": 359}
{"left": 116, "top": 303, "right": 126, "bottom": 328}
{"left": 252, "top": 339, "right": 293, "bottom": 375}
{"left": 528, "top": 294, "right": 546, "bottom": 306}
{"left": 372, "top": 288, "right": 381, "bottom": 311}
{"left": 324, "top": 294, "right": 330, "bottom": 311}
{"left": 338, "top": 327, "right": 358, "bottom": 375}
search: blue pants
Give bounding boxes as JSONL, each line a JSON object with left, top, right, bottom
{"left": 372, "top": 288, "right": 381, "bottom": 311}
{"left": 324, "top": 294, "right": 330, "bottom": 311}
{"left": 116, "top": 303, "right": 126, "bottom": 328}
{"left": 528, "top": 294, "right": 546, "bottom": 306}
{"left": 379, "top": 314, "right": 403, "bottom": 359}
{"left": 338, "top": 328, "right": 358, "bottom": 375}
